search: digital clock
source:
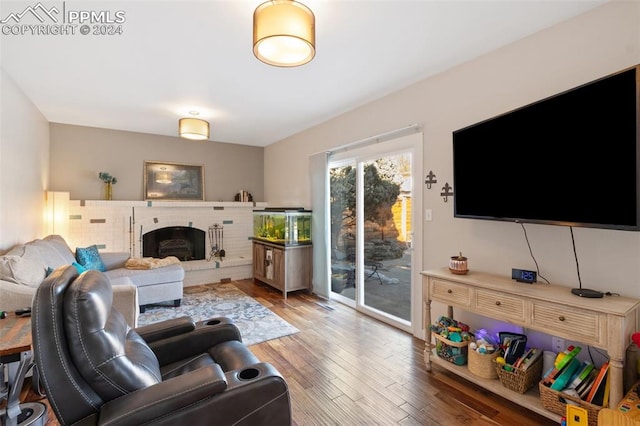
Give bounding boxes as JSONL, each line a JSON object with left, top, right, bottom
{"left": 511, "top": 268, "right": 537, "bottom": 283}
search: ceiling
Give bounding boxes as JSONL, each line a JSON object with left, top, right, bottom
{"left": 1, "top": 0, "right": 609, "bottom": 147}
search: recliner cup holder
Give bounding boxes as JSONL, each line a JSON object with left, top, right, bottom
{"left": 205, "top": 319, "right": 221, "bottom": 326}
{"left": 239, "top": 368, "right": 260, "bottom": 380}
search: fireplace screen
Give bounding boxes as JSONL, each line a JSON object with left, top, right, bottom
{"left": 143, "top": 226, "right": 205, "bottom": 261}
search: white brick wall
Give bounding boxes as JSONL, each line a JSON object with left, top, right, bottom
{"left": 67, "top": 200, "right": 267, "bottom": 285}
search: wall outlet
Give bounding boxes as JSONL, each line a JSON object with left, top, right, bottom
{"left": 552, "top": 337, "right": 565, "bottom": 353}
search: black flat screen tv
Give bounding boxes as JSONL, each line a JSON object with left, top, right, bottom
{"left": 453, "top": 65, "right": 640, "bottom": 231}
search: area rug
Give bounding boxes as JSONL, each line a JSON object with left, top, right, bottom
{"left": 137, "top": 282, "right": 299, "bottom": 346}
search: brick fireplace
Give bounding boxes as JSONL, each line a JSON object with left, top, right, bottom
{"left": 66, "top": 200, "right": 266, "bottom": 286}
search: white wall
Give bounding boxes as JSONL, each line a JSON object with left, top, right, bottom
{"left": 264, "top": 2, "right": 640, "bottom": 297}
{"left": 0, "top": 68, "right": 49, "bottom": 251}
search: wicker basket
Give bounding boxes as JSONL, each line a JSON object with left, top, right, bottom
{"left": 538, "top": 381, "right": 601, "bottom": 426}
{"left": 468, "top": 349, "right": 499, "bottom": 379}
{"left": 493, "top": 356, "right": 543, "bottom": 393}
{"left": 432, "top": 332, "right": 470, "bottom": 366}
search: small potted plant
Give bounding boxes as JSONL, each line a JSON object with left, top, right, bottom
{"left": 98, "top": 172, "right": 117, "bottom": 200}
{"left": 331, "top": 273, "right": 348, "bottom": 293}
{"left": 449, "top": 252, "right": 468, "bottom": 275}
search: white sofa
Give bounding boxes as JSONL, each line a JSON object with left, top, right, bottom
{"left": 0, "top": 235, "right": 185, "bottom": 326}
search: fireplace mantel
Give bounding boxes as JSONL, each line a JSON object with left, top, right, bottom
{"left": 74, "top": 200, "right": 265, "bottom": 209}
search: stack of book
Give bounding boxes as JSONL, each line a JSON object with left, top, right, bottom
{"left": 541, "top": 345, "right": 610, "bottom": 407}
{"left": 510, "top": 347, "right": 543, "bottom": 371}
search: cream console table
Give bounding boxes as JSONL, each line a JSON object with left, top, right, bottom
{"left": 422, "top": 268, "right": 640, "bottom": 421}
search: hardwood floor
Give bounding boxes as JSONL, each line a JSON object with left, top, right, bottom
{"left": 28, "top": 279, "right": 557, "bottom": 425}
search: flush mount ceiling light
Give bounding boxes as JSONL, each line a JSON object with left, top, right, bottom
{"left": 253, "top": 0, "right": 315, "bottom": 67}
{"left": 179, "top": 111, "right": 210, "bottom": 140}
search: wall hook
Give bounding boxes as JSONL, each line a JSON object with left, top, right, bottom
{"left": 425, "top": 171, "right": 437, "bottom": 189}
{"left": 440, "top": 182, "right": 454, "bottom": 202}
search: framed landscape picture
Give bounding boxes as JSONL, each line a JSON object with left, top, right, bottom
{"left": 144, "top": 161, "right": 204, "bottom": 201}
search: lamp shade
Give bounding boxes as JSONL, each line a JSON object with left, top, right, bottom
{"left": 179, "top": 117, "right": 210, "bottom": 140}
{"left": 253, "top": 0, "right": 315, "bottom": 67}
{"left": 45, "top": 191, "right": 69, "bottom": 239}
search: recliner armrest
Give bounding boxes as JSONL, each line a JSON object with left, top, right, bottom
{"left": 112, "top": 282, "right": 139, "bottom": 328}
{"left": 147, "top": 319, "right": 242, "bottom": 365}
{"left": 96, "top": 364, "right": 228, "bottom": 425}
{"left": 135, "top": 316, "right": 196, "bottom": 343}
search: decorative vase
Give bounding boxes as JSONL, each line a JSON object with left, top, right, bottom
{"left": 105, "top": 182, "right": 113, "bottom": 200}
{"left": 331, "top": 274, "right": 347, "bottom": 293}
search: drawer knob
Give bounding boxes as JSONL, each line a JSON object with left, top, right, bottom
{"left": 447, "top": 289, "right": 452, "bottom": 294}
{"left": 558, "top": 316, "right": 565, "bottom": 322}
{"left": 495, "top": 301, "right": 501, "bottom": 306}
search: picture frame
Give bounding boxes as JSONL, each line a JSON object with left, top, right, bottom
{"left": 143, "top": 161, "right": 204, "bottom": 201}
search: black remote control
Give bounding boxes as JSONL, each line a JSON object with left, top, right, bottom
{"left": 15, "top": 307, "right": 31, "bottom": 317}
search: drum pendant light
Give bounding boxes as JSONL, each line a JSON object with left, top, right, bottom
{"left": 253, "top": 0, "right": 315, "bottom": 67}
{"left": 179, "top": 111, "right": 210, "bottom": 140}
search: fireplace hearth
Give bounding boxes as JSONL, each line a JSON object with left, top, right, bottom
{"left": 143, "top": 226, "right": 205, "bottom": 261}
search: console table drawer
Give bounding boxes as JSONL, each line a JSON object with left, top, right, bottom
{"left": 475, "top": 290, "right": 526, "bottom": 322}
{"left": 533, "top": 302, "right": 601, "bottom": 343}
{"left": 431, "top": 279, "right": 471, "bottom": 306}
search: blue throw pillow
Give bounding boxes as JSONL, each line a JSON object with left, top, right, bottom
{"left": 75, "top": 245, "right": 106, "bottom": 272}
{"left": 72, "top": 262, "right": 88, "bottom": 274}
{"left": 48, "top": 263, "right": 87, "bottom": 275}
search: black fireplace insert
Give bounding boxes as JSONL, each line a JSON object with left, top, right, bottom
{"left": 142, "top": 226, "right": 205, "bottom": 261}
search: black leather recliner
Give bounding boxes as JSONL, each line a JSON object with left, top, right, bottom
{"left": 31, "top": 265, "right": 291, "bottom": 425}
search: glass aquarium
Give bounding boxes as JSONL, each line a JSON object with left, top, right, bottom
{"left": 252, "top": 208, "right": 312, "bottom": 245}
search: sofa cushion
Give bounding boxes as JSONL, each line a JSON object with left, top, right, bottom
{"left": 0, "top": 254, "right": 46, "bottom": 287}
{"left": 44, "top": 235, "right": 77, "bottom": 263}
{"left": 6, "top": 243, "right": 45, "bottom": 264}
{"left": 104, "top": 264, "right": 184, "bottom": 288}
{"left": 29, "top": 239, "right": 75, "bottom": 269}
{"left": 76, "top": 245, "right": 106, "bottom": 272}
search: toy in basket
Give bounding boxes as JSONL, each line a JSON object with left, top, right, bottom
{"left": 538, "top": 382, "right": 601, "bottom": 426}
{"left": 494, "top": 350, "right": 543, "bottom": 393}
{"left": 468, "top": 331, "right": 501, "bottom": 379}
{"left": 537, "top": 346, "right": 605, "bottom": 426}
{"left": 430, "top": 316, "right": 472, "bottom": 366}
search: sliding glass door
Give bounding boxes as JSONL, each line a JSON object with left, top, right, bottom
{"left": 329, "top": 132, "right": 421, "bottom": 333}
{"left": 329, "top": 161, "right": 357, "bottom": 301}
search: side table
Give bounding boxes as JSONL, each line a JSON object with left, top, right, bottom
{"left": 0, "top": 313, "right": 47, "bottom": 426}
